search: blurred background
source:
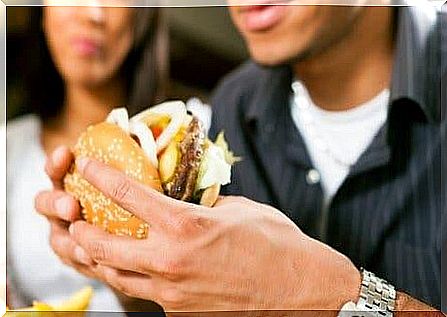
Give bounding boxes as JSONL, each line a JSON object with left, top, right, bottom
{"left": 6, "top": 6, "right": 248, "bottom": 120}
{"left": 5, "top": 6, "right": 248, "bottom": 311}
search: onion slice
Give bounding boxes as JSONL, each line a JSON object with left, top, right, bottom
{"left": 130, "top": 101, "right": 187, "bottom": 154}
{"left": 129, "top": 122, "right": 158, "bottom": 168}
{"left": 106, "top": 108, "right": 129, "bottom": 133}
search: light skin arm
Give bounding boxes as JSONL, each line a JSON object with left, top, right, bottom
{"left": 35, "top": 147, "right": 443, "bottom": 316}
{"left": 395, "top": 293, "right": 442, "bottom": 316}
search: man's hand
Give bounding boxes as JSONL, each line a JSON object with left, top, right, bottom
{"left": 64, "top": 157, "right": 361, "bottom": 312}
{"left": 35, "top": 149, "right": 441, "bottom": 316}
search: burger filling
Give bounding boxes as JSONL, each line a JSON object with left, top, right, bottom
{"left": 162, "top": 116, "right": 205, "bottom": 202}
{"left": 127, "top": 101, "right": 239, "bottom": 204}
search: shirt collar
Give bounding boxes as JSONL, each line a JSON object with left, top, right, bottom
{"left": 245, "top": 5, "right": 442, "bottom": 125}
{"left": 245, "top": 64, "right": 292, "bottom": 125}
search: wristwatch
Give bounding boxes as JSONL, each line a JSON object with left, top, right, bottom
{"left": 338, "top": 269, "right": 396, "bottom": 317}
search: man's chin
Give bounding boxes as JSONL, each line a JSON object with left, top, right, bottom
{"left": 250, "top": 50, "right": 307, "bottom": 68}
{"left": 250, "top": 51, "right": 290, "bottom": 67}
{"left": 247, "top": 41, "right": 312, "bottom": 68}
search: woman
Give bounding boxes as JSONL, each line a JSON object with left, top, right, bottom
{"left": 7, "top": 4, "right": 167, "bottom": 312}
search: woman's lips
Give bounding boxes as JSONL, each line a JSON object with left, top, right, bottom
{"left": 72, "top": 37, "right": 101, "bottom": 57}
{"left": 239, "top": 4, "right": 287, "bottom": 32}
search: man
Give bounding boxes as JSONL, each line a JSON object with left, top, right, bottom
{"left": 35, "top": 2, "right": 445, "bottom": 316}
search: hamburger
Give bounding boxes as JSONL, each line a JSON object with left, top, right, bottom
{"left": 64, "top": 100, "right": 238, "bottom": 239}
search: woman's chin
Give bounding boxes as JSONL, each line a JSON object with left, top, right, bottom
{"left": 65, "top": 74, "right": 112, "bottom": 89}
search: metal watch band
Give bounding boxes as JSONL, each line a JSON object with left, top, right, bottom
{"left": 357, "top": 269, "right": 396, "bottom": 316}
{"left": 338, "top": 269, "right": 396, "bottom": 317}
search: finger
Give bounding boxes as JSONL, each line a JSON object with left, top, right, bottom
{"left": 213, "top": 195, "right": 261, "bottom": 210}
{"left": 212, "top": 195, "right": 228, "bottom": 207}
{"left": 76, "top": 157, "right": 202, "bottom": 227}
{"left": 94, "top": 265, "right": 159, "bottom": 302}
{"left": 70, "top": 220, "right": 163, "bottom": 274}
{"left": 45, "top": 146, "right": 74, "bottom": 189}
{"left": 55, "top": 252, "right": 98, "bottom": 280}
{"left": 70, "top": 262, "right": 98, "bottom": 280}
{"left": 49, "top": 220, "right": 95, "bottom": 266}
{"left": 35, "top": 190, "right": 81, "bottom": 222}
{"left": 67, "top": 261, "right": 98, "bottom": 280}
{"left": 57, "top": 250, "right": 98, "bottom": 279}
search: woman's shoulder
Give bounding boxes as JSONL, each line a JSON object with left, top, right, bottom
{"left": 7, "top": 114, "right": 41, "bottom": 160}
{"left": 7, "top": 114, "right": 41, "bottom": 138}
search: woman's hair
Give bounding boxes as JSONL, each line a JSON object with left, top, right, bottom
{"left": 23, "top": 7, "right": 168, "bottom": 119}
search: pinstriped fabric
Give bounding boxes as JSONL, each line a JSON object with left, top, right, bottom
{"left": 210, "top": 6, "right": 445, "bottom": 310}
{"left": 441, "top": 11, "right": 445, "bottom": 311}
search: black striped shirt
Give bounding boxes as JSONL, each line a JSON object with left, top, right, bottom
{"left": 209, "top": 5, "right": 446, "bottom": 310}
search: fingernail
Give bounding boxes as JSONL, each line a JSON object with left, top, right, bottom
{"left": 76, "top": 157, "right": 89, "bottom": 174}
{"left": 55, "top": 196, "right": 72, "bottom": 220}
{"left": 75, "top": 246, "right": 93, "bottom": 266}
{"left": 69, "top": 223, "right": 75, "bottom": 235}
{"left": 52, "top": 146, "right": 67, "bottom": 164}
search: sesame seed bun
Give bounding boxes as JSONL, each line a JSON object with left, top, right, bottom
{"left": 64, "top": 122, "right": 162, "bottom": 239}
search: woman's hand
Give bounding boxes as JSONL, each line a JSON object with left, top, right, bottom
{"left": 57, "top": 157, "right": 361, "bottom": 314}
{"left": 35, "top": 146, "right": 165, "bottom": 313}
{"left": 35, "top": 146, "right": 97, "bottom": 278}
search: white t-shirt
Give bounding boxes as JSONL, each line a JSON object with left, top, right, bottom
{"left": 290, "top": 81, "right": 390, "bottom": 203}
{"left": 187, "top": 93, "right": 389, "bottom": 204}
{"left": 7, "top": 114, "right": 125, "bottom": 314}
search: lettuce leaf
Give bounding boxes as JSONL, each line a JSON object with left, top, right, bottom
{"left": 214, "top": 131, "right": 241, "bottom": 165}
{"left": 195, "top": 132, "right": 240, "bottom": 191}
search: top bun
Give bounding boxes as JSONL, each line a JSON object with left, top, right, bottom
{"left": 64, "top": 122, "right": 162, "bottom": 239}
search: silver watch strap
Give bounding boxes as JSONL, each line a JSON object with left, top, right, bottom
{"left": 357, "top": 269, "right": 396, "bottom": 316}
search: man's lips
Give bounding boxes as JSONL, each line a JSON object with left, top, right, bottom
{"left": 238, "top": 4, "right": 288, "bottom": 32}
{"left": 238, "top": 0, "right": 292, "bottom": 6}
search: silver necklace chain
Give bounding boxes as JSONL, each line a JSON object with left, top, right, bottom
{"left": 291, "top": 81, "right": 354, "bottom": 168}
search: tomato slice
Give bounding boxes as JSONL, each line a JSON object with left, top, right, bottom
{"left": 151, "top": 125, "right": 163, "bottom": 139}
